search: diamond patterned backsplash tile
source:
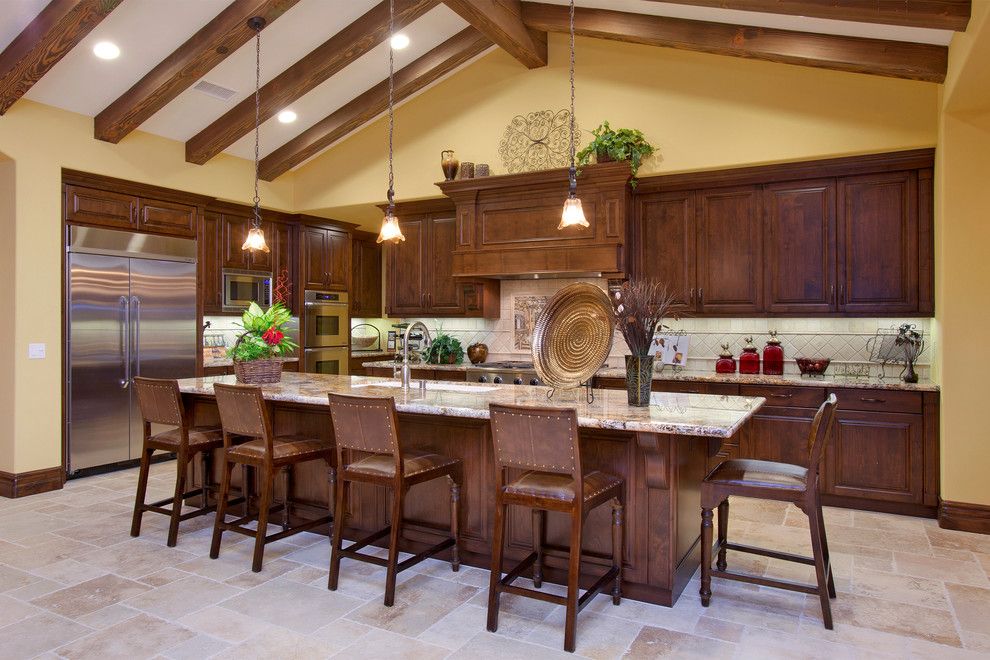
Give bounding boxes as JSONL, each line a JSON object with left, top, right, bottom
{"left": 353, "top": 279, "right": 933, "bottom": 380}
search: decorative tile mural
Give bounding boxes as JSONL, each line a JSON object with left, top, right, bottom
{"left": 513, "top": 295, "right": 549, "bottom": 350}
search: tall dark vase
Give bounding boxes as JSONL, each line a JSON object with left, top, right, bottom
{"left": 625, "top": 355, "right": 654, "bottom": 406}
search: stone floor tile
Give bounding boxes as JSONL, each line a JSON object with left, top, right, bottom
{"left": 32, "top": 573, "right": 152, "bottom": 618}
{"left": 177, "top": 605, "right": 276, "bottom": 644}
{"left": 224, "top": 558, "right": 303, "bottom": 588}
{"left": 447, "top": 630, "right": 575, "bottom": 660}
{"left": 525, "top": 609, "right": 643, "bottom": 658}
{"left": 466, "top": 575, "right": 561, "bottom": 622}
{"left": 56, "top": 612, "right": 195, "bottom": 659}
{"left": 894, "top": 551, "right": 990, "bottom": 587}
{"left": 0, "top": 563, "right": 39, "bottom": 592}
{"left": 0, "top": 593, "right": 43, "bottom": 627}
{"left": 124, "top": 575, "right": 242, "bottom": 620}
{"left": 927, "top": 527, "right": 990, "bottom": 555}
{"left": 0, "top": 611, "right": 92, "bottom": 659}
{"left": 946, "top": 582, "right": 990, "bottom": 636}
{"left": 75, "top": 603, "right": 142, "bottom": 629}
{"left": 851, "top": 567, "right": 950, "bottom": 609}
{"left": 221, "top": 578, "right": 363, "bottom": 634}
{"left": 623, "top": 625, "right": 735, "bottom": 659}
{"left": 585, "top": 591, "right": 704, "bottom": 633}
{"left": 5, "top": 576, "right": 66, "bottom": 601}
{"left": 138, "top": 567, "right": 194, "bottom": 587}
{"left": 213, "top": 626, "right": 336, "bottom": 660}
{"left": 52, "top": 513, "right": 138, "bottom": 547}
{"left": 802, "top": 591, "right": 960, "bottom": 646}
{"left": 347, "top": 573, "right": 478, "bottom": 636}
{"left": 693, "top": 615, "right": 745, "bottom": 643}
{"left": 419, "top": 602, "right": 546, "bottom": 649}
{"left": 0, "top": 534, "right": 95, "bottom": 571}
{"left": 736, "top": 626, "right": 860, "bottom": 659}
{"left": 309, "top": 617, "right": 375, "bottom": 653}
{"left": 26, "top": 557, "right": 109, "bottom": 586}
{"left": 161, "top": 633, "right": 230, "bottom": 660}
{"left": 78, "top": 538, "right": 197, "bottom": 578}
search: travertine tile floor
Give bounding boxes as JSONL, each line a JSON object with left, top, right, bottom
{"left": 1, "top": 461, "right": 989, "bottom": 659}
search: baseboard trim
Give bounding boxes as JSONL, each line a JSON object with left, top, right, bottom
{"left": 938, "top": 499, "right": 990, "bottom": 535}
{"left": 0, "top": 466, "right": 65, "bottom": 499}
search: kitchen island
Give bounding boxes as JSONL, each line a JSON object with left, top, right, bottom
{"left": 176, "top": 373, "right": 764, "bottom": 606}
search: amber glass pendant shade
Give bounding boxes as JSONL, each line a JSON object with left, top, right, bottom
{"left": 377, "top": 211, "right": 405, "bottom": 243}
{"left": 559, "top": 195, "right": 589, "bottom": 229}
{"left": 242, "top": 225, "right": 270, "bottom": 252}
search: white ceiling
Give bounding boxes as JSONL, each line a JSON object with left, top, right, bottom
{"left": 0, "top": 0, "right": 953, "bottom": 172}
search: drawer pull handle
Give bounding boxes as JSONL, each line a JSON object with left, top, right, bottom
{"left": 860, "top": 397, "right": 885, "bottom": 403}
{"left": 769, "top": 393, "right": 794, "bottom": 399}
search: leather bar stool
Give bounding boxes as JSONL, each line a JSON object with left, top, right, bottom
{"left": 326, "top": 393, "right": 462, "bottom": 607}
{"left": 210, "top": 383, "right": 334, "bottom": 573}
{"left": 487, "top": 403, "right": 624, "bottom": 654}
{"left": 701, "top": 394, "right": 839, "bottom": 628}
{"left": 131, "top": 377, "right": 223, "bottom": 547}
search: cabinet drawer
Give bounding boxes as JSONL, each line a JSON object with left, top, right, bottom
{"left": 829, "top": 388, "right": 923, "bottom": 414}
{"left": 739, "top": 385, "right": 825, "bottom": 408}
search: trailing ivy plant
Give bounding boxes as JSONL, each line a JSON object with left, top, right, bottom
{"left": 227, "top": 302, "right": 298, "bottom": 362}
{"left": 576, "top": 121, "right": 656, "bottom": 186}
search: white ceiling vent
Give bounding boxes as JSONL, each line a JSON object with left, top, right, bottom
{"left": 193, "top": 80, "right": 237, "bottom": 101}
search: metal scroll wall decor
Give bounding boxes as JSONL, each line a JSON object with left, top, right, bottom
{"left": 498, "top": 109, "right": 578, "bottom": 173}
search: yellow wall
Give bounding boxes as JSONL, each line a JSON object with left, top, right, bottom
{"left": 0, "top": 100, "right": 294, "bottom": 473}
{"left": 293, "top": 34, "right": 939, "bottom": 228}
{"left": 936, "top": 0, "right": 990, "bottom": 506}
{"left": 0, "top": 156, "right": 15, "bottom": 473}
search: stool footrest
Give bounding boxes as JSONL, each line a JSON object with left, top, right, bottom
{"left": 712, "top": 568, "right": 822, "bottom": 595}
{"left": 503, "top": 584, "right": 567, "bottom": 606}
{"left": 147, "top": 487, "right": 206, "bottom": 509}
{"left": 578, "top": 566, "right": 619, "bottom": 612}
{"left": 722, "top": 541, "right": 816, "bottom": 566}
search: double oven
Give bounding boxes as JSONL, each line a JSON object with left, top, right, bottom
{"left": 303, "top": 290, "right": 349, "bottom": 375}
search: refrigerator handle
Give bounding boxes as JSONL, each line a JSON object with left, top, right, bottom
{"left": 131, "top": 296, "right": 142, "bottom": 379}
{"left": 119, "top": 296, "right": 129, "bottom": 388}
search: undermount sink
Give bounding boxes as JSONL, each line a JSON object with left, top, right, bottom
{"left": 352, "top": 380, "right": 497, "bottom": 394}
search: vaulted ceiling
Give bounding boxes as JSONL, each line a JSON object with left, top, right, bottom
{"left": 0, "top": 0, "right": 969, "bottom": 180}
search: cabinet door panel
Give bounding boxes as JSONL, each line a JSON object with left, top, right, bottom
{"left": 827, "top": 410, "right": 923, "bottom": 503}
{"left": 326, "top": 230, "right": 350, "bottom": 290}
{"left": 222, "top": 215, "right": 251, "bottom": 270}
{"left": 386, "top": 217, "right": 427, "bottom": 316}
{"left": 838, "top": 172, "right": 918, "bottom": 313}
{"left": 352, "top": 238, "right": 382, "bottom": 318}
{"left": 138, "top": 199, "right": 196, "bottom": 237}
{"left": 248, "top": 220, "right": 273, "bottom": 272}
{"left": 428, "top": 215, "right": 464, "bottom": 313}
{"left": 764, "top": 180, "right": 836, "bottom": 314}
{"left": 65, "top": 185, "right": 136, "bottom": 229}
{"left": 301, "top": 227, "right": 327, "bottom": 290}
{"left": 638, "top": 193, "right": 696, "bottom": 310}
{"left": 200, "top": 212, "right": 223, "bottom": 314}
{"left": 745, "top": 406, "right": 818, "bottom": 471}
{"left": 697, "top": 187, "right": 762, "bottom": 314}
{"left": 272, "top": 223, "right": 294, "bottom": 313}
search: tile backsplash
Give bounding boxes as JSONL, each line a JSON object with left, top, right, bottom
{"left": 354, "top": 278, "right": 933, "bottom": 380}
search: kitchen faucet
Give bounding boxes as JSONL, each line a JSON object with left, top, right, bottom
{"left": 396, "top": 321, "right": 432, "bottom": 388}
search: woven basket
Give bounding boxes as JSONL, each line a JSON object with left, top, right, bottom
{"left": 233, "top": 358, "right": 282, "bottom": 384}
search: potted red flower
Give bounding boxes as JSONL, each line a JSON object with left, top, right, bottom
{"left": 228, "top": 302, "right": 297, "bottom": 384}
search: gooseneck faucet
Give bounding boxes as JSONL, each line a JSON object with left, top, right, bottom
{"left": 396, "top": 321, "right": 432, "bottom": 388}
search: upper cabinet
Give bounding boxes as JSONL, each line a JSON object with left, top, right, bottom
{"left": 222, "top": 213, "right": 273, "bottom": 272}
{"left": 64, "top": 183, "right": 197, "bottom": 238}
{"left": 351, "top": 232, "right": 382, "bottom": 318}
{"left": 301, "top": 225, "right": 350, "bottom": 291}
{"left": 385, "top": 200, "right": 499, "bottom": 318}
{"left": 633, "top": 150, "right": 934, "bottom": 317}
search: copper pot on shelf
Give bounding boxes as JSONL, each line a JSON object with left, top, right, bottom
{"left": 467, "top": 343, "right": 488, "bottom": 364}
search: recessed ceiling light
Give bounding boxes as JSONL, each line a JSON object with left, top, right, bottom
{"left": 277, "top": 109, "right": 297, "bottom": 124}
{"left": 92, "top": 41, "right": 120, "bottom": 60}
{"left": 390, "top": 33, "right": 410, "bottom": 50}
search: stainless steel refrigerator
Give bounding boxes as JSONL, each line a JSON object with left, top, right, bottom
{"left": 66, "top": 226, "right": 198, "bottom": 474}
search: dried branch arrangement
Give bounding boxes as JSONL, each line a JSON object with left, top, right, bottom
{"left": 610, "top": 280, "right": 678, "bottom": 356}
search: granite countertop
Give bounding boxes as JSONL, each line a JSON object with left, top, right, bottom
{"left": 177, "top": 372, "right": 764, "bottom": 438}
{"left": 361, "top": 359, "right": 937, "bottom": 392}
{"left": 204, "top": 356, "right": 300, "bottom": 368}
{"left": 351, "top": 350, "right": 397, "bottom": 359}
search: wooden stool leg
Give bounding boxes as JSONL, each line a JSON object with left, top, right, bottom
{"left": 563, "top": 509, "right": 583, "bottom": 653}
{"left": 252, "top": 470, "right": 274, "bottom": 573}
{"left": 200, "top": 450, "right": 214, "bottom": 508}
{"left": 241, "top": 464, "right": 252, "bottom": 517}
{"left": 532, "top": 509, "right": 546, "bottom": 588}
{"left": 210, "top": 460, "right": 235, "bottom": 559}
{"left": 130, "top": 446, "right": 154, "bottom": 538}
{"left": 281, "top": 466, "right": 291, "bottom": 531}
{"left": 327, "top": 474, "right": 347, "bottom": 591}
{"left": 700, "top": 507, "right": 714, "bottom": 607}
{"left": 486, "top": 500, "right": 507, "bottom": 633}
{"left": 383, "top": 486, "right": 405, "bottom": 606}
{"left": 817, "top": 499, "right": 836, "bottom": 599}
{"left": 449, "top": 477, "right": 460, "bottom": 572}
{"left": 716, "top": 499, "right": 729, "bottom": 571}
{"left": 612, "top": 498, "right": 623, "bottom": 606}
{"left": 808, "top": 500, "right": 833, "bottom": 629}
{"left": 166, "top": 450, "right": 189, "bottom": 547}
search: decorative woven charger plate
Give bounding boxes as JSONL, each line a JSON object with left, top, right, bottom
{"left": 532, "top": 283, "right": 615, "bottom": 389}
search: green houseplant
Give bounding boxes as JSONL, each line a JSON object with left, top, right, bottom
{"left": 422, "top": 331, "right": 464, "bottom": 365}
{"left": 227, "top": 302, "right": 297, "bottom": 384}
{"left": 577, "top": 121, "right": 656, "bottom": 185}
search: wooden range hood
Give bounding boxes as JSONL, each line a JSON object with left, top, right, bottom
{"left": 436, "top": 162, "right": 632, "bottom": 279}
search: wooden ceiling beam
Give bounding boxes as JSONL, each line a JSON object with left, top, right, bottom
{"left": 185, "top": 0, "right": 438, "bottom": 165}
{"left": 647, "top": 1, "right": 971, "bottom": 32}
{"left": 0, "top": 0, "right": 121, "bottom": 115}
{"left": 258, "top": 27, "right": 490, "bottom": 181}
{"left": 442, "top": 0, "right": 546, "bottom": 68}
{"left": 520, "top": 2, "right": 947, "bottom": 83}
{"left": 94, "top": 0, "right": 299, "bottom": 144}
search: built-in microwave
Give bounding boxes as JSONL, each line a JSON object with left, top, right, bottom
{"left": 222, "top": 269, "right": 272, "bottom": 312}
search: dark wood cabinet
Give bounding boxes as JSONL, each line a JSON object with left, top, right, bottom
{"left": 351, "top": 233, "right": 382, "bottom": 318}
{"left": 200, "top": 211, "right": 223, "bottom": 314}
{"left": 301, "top": 225, "right": 350, "bottom": 291}
{"left": 763, "top": 180, "right": 836, "bottom": 314}
{"left": 222, "top": 214, "right": 273, "bottom": 272}
{"left": 637, "top": 192, "right": 697, "bottom": 310}
{"left": 697, "top": 186, "right": 763, "bottom": 314}
{"left": 271, "top": 222, "right": 294, "bottom": 313}
{"left": 746, "top": 406, "right": 821, "bottom": 477}
{"left": 837, "top": 171, "right": 919, "bottom": 314}
{"left": 64, "top": 185, "right": 137, "bottom": 229}
{"left": 385, "top": 202, "right": 499, "bottom": 318}
{"left": 137, "top": 198, "right": 197, "bottom": 237}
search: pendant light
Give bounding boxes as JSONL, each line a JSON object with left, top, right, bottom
{"left": 559, "top": 0, "right": 588, "bottom": 230}
{"left": 242, "top": 16, "right": 270, "bottom": 253}
{"left": 377, "top": 0, "right": 405, "bottom": 243}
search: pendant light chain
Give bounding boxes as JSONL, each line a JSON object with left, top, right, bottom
{"left": 252, "top": 25, "right": 261, "bottom": 228}
{"left": 386, "top": 0, "right": 395, "bottom": 211}
{"left": 568, "top": 0, "right": 577, "bottom": 193}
